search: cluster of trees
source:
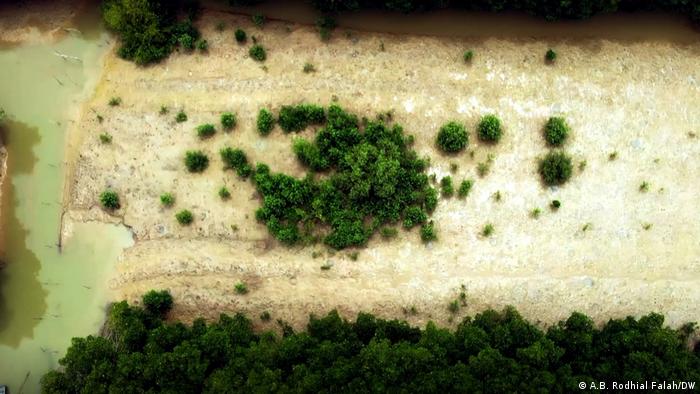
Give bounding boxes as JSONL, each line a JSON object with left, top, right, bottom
{"left": 539, "top": 116, "right": 573, "bottom": 185}
{"left": 310, "top": 0, "right": 700, "bottom": 23}
{"left": 102, "top": 0, "right": 201, "bottom": 64}
{"left": 41, "top": 292, "right": 700, "bottom": 393}
{"left": 247, "top": 105, "right": 437, "bottom": 249}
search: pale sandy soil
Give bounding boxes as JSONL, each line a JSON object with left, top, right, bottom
{"left": 64, "top": 10, "right": 700, "bottom": 329}
{"left": 0, "top": 0, "right": 87, "bottom": 46}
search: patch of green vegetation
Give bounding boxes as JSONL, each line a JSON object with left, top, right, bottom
{"left": 550, "top": 200, "right": 561, "bottom": 210}
{"left": 219, "top": 186, "right": 231, "bottom": 200}
{"left": 196, "top": 39, "right": 208, "bottom": 52}
{"left": 477, "top": 153, "right": 495, "bottom": 177}
{"left": 380, "top": 227, "right": 398, "bottom": 239}
{"left": 278, "top": 104, "right": 325, "bottom": 132}
{"left": 530, "top": 207, "right": 542, "bottom": 219}
{"left": 247, "top": 105, "right": 436, "bottom": 249}
{"left": 99, "top": 132, "right": 113, "bottom": 144}
{"left": 221, "top": 112, "right": 237, "bottom": 130}
{"left": 316, "top": 15, "right": 337, "bottom": 41}
{"left": 260, "top": 311, "right": 271, "bottom": 321}
{"left": 544, "top": 116, "right": 569, "bottom": 146}
{"left": 403, "top": 206, "right": 427, "bottom": 229}
{"left": 639, "top": 181, "right": 651, "bottom": 192}
{"left": 436, "top": 121, "right": 468, "bottom": 153}
{"left": 99, "top": 190, "right": 120, "bottom": 210}
{"left": 196, "top": 123, "right": 216, "bottom": 139}
{"left": 481, "top": 223, "right": 494, "bottom": 237}
{"left": 108, "top": 97, "right": 121, "bottom": 106}
{"left": 608, "top": 151, "right": 618, "bottom": 161}
{"left": 184, "top": 150, "right": 209, "bottom": 173}
{"left": 539, "top": 151, "right": 573, "bottom": 186}
{"left": 234, "top": 281, "right": 249, "bottom": 294}
{"left": 492, "top": 190, "right": 502, "bottom": 202}
{"left": 303, "top": 62, "right": 316, "bottom": 73}
{"left": 458, "top": 179, "right": 473, "bottom": 198}
{"left": 257, "top": 108, "right": 275, "bottom": 135}
{"left": 249, "top": 44, "right": 266, "bottom": 61}
{"left": 176, "top": 110, "right": 188, "bottom": 123}
{"left": 463, "top": 50, "right": 474, "bottom": 63}
{"left": 440, "top": 176, "right": 454, "bottom": 197}
{"left": 235, "top": 28, "right": 247, "bottom": 43}
{"left": 545, "top": 48, "right": 557, "bottom": 63}
{"left": 159, "top": 105, "right": 169, "bottom": 115}
{"left": 220, "top": 147, "right": 252, "bottom": 178}
{"left": 160, "top": 193, "right": 174, "bottom": 207}
{"left": 175, "top": 209, "right": 193, "bottom": 225}
{"left": 477, "top": 114, "right": 503, "bottom": 143}
{"left": 642, "top": 223, "right": 653, "bottom": 230}
{"left": 448, "top": 299, "right": 459, "bottom": 313}
{"left": 252, "top": 13, "right": 266, "bottom": 28}
{"left": 420, "top": 221, "right": 437, "bottom": 242}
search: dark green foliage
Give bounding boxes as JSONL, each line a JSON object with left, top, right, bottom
{"left": 196, "top": 39, "right": 208, "bottom": 51}
{"left": 380, "top": 227, "right": 398, "bottom": 238}
{"left": 249, "top": 44, "right": 266, "bottom": 61}
{"left": 257, "top": 108, "right": 275, "bottom": 135}
{"left": 252, "top": 13, "right": 266, "bottom": 28}
{"left": 539, "top": 151, "right": 573, "bottom": 186}
{"left": 420, "top": 221, "right": 437, "bottom": 242}
{"left": 196, "top": 123, "right": 216, "bottom": 139}
{"left": 99, "top": 133, "right": 113, "bottom": 144}
{"left": 249, "top": 105, "right": 436, "bottom": 249}
{"left": 477, "top": 114, "right": 503, "bottom": 143}
{"left": 463, "top": 50, "right": 474, "bottom": 63}
{"left": 160, "top": 192, "right": 174, "bottom": 207}
{"left": 175, "top": 209, "right": 193, "bottom": 225}
{"left": 316, "top": 15, "right": 337, "bottom": 40}
{"left": 544, "top": 116, "right": 570, "bottom": 146}
{"left": 142, "top": 290, "right": 173, "bottom": 317}
{"left": 220, "top": 147, "right": 252, "bottom": 178}
{"left": 220, "top": 112, "right": 237, "bottom": 130}
{"left": 234, "top": 28, "right": 247, "bottom": 43}
{"left": 41, "top": 297, "right": 700, "bottom": 394}
{"left": 234, "top": 282, "right": 248, "bottom": 294}
{"left": 102, "top": 0, "right": 201, "bottom": 65}
{"left": 551, "top": 200, "right": 561, "bottom": 209}
{"left": 403, "top": 206, "right": 427, "bottom": 229}
{"left": 175, "top": 110, "right": 188, "bottom": 123}
{"left": 546, "top": 48, "right": 557, "bottom": 63}
{"left": 458, "top": 179, "right": 473, "bottom": 198}
{"left": 441, "top": 176, "right": 454, "bottom": 197}
{"left": 218, "top": 186, "right": 231, "bottom": 199}
{"left": 436, "top": 121, "right": 468, "bottom": 153}
{"left": 100, "top": 190, "right": 120, "bottom": 210}
{"left": 108, "top": 97, "right": 121, "bottom": 106}
{"left": 278, "top": 104, "right": 326, "bottom": 132}
{"left": 185, "top": 150, "right": 209, "bottom": 172}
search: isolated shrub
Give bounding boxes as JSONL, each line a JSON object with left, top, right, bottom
{"left": 99, "top": 133, "right": 113, "bottom": 144}
{"left": 108, "top": 97, "right": 121, "bottom": 106}
{"left": 257, "top": 108, "right": 275, "bottom": 135}
{"left": 403, "top": 206, "right": 427, "bottom": 229}
{"left": 463, "top": 50, "right": 474, "bottom": 63}
{"left": 159, "top": 105, "right": 168, "bottom": 115}
{"left": 303, "top": 62, "right": 316, "bottom": 73}
{"left": 234, "top": 282, "right": 248, "bottom": 294}
{"left": 176, "top": 110, "right": 188, "bottom": 123}
{"left": 278, "top": 104, "right": 325, "bottom": 132}
{"left": 249, "top": 44, "right": 266, "bottom": 61}
{"left": 441, "top": 176, "right": 454, "bottom": 197}
{"left": 160, "top": 193, "right": 174, "bottom": 207}
{"left": 546, "top": 48, "right": 557, "bottom": 63}
{"left": 482, "top": 223, "right": 494, "bottom": 237}
{"left": 196, "top": 39, "right": 208, "bottom": 51}
{"left": 221, "top": 112, "right": 237, "bottom": 130}
{"left": 478, "top": 114, "right": 503, "bottom": 143}
{"left": 142, "top": 290, "right": 173, "bottom": 317}
{"left": 220, "top": 147, "right": 251, "bottom": 178}
{"left": 539, "top": 151, "right": 573, "bottom": 186}
{"left": 544, "top": 117, "right": 570, "bottom": 146}
{"left": 185, "top": 150, "right": 209, "bottom": 172}
{"left": 234, "top": 28, "right": 247, "bottom": 43}
{"left": 100, "top": 190, "right": 120, "bottom": 210}
{"left": 219, "top": 186, "right": 231, "bottom": 199}
{"left": 420, "top": 221, "right": 437, "bottom": 242}
{"left": 252, "top": 13, "right": 266, "bottom": 27}
{"left": 196, "top": 123, "right": 216, "bottom": 139}
{"left": 551, "top": 199, "right": 561, "bottom": 209}
{"left": 175, "top": 209, "right": 193, "bottom": 225}
{"left": 436, "top": 121, "right": 468, "bottom": 153}
{"left": 458, "top": 179, "right": 473, "bottom": 198}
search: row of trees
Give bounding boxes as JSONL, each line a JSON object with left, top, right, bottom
{"left": 310, "top": 0, "right": 700, "bottom": 22}
{"left": 41, "top": 291, "right": 700, "bottom": 393}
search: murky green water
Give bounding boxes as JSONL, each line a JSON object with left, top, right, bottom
{"left": 0, "top": 20, "right": 133, "bottom": 393}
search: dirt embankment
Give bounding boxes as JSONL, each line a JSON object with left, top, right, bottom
{"left": 64, "top": 10, "right": 700, "bottom": 329}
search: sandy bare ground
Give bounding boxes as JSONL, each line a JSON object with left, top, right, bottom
{"left": 63, "top": 11, "right": 700, "bottom": 329}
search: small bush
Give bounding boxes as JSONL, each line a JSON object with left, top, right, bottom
{"left": 252, "top": 13, "right": 265, "bottom": 28}
{"left": 176, "top": 110, "right": 188, "bottom": 123}
{"left": 179, "top": 34, "right": 195, "bottom": 50}
{"left": 316, "top": 16, "right": 336, "bottom": 41}
{"left": 639, "top": 181, "right": 650, "bottom": 192}
{"left": 185, "top": 150, "right": 209, "bottom": 172}
{"left": 108, "top": 97, "right": 121, "bottom": 106}
{"left": 249, "top": 44, "right": 266, "bottom": 61}
{"left": 142, "top": 290, "right": 173, "bottom": 316}
{"left": 221, "top": 112, "right": 237, "bottom": 130}
{"left": 544, "top": 117, "right": 570, "bottom": 146}
{"left": 220, "top": 147, "right": 251, "bottom": 178}
{"left": 219, "top": 186, "right": 231, "bottom": 199}
{"left": 530, "top": 208, "right": 541, "bottom": 218}
{"left": 546, "top": 48, "right": 557, "bottom": 63}
{"left": 257, "top": 108, "right": 275, "bottom": 135}
{"left": 159, "top": 105, "right": 169, "bottom": 115}
{"left": 160, "top": 193, "right": 175, "bottom": 207}
{"left": 441, "top": 176, "right": 454, "bottom": 197}
{"left": 539, "top": 151, "right": 573, "bottom": 186}
{"left": 608, "top": 151, "right": 618, "bottom": 161}
{"left": 260, "top": 311, "right": 271, "bottom": 321}
{"left": 493, "top": 190, "right": 502, "bottom": 202}
{"left": 196, "top": 39, "right": 208, "bottom": 51}
{"left": 100, "top": 190, "right": 120, "bottom": 210}
{"left": 380, "top": 227, "right": 398, "bottom": 239}
{"left": 436, "top": 121, "right": 468, "bottom": 153}
{"left": 278, "top": 104, "right": 325, "bottom": 132}
{"left": 234, "top": 282, "right": 248, "bottom": 294}
{"left": 424, "top": 187, "right": 438, "bottom": 213}
{"left": 196, "top": 123, "right": 216, "bottom": 139}
{"left": 99, "top": 133, "right": 113, "bottom": 144}
{"left": 482, "top": 223, "right": 494, "bottom": 237}
{"left": 420, "top": 221, "right": 437, "bottom": 242}
{"left": 448, "top": 300, "right": 459, "bottom": 313}
{"left": 458, "top": 179, "right": 473, "bottom": 198}
{"left": 551, "top": 200, "right": 561, "bottom": 210}
{"left": 403, "top": 206, "right": 427, "bottom": 229}
{"left": 463, "top": 50, "right": 474, "bottom": 63}
{"left": 477, "top": 153, "right": 495, "bottom": 177}
{"left": 477, "top": 114, "right": 503, "bottom": 143}
{"left": 175, "top": 209, "right": 193, "bottom": 225}
{"left": 303, "top": 62, "right": 316, "bottom": 73}
{"left": 235, "top": 28, "right": 247, "bottom": 43}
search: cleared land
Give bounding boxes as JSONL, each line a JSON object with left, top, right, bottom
{"left": 63, "top": 11, "right": 700, "bottom": 329}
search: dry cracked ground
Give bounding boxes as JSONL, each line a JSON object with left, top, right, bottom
{"left": 62, "top": 10, "right": 700, "bottom": 329}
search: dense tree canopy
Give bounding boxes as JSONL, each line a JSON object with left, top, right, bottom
{"left": 245, "top": 105, "right": 436, "bottom": 249}
{"left": 41, "top": 294, "right": 700, "bottom": 393}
